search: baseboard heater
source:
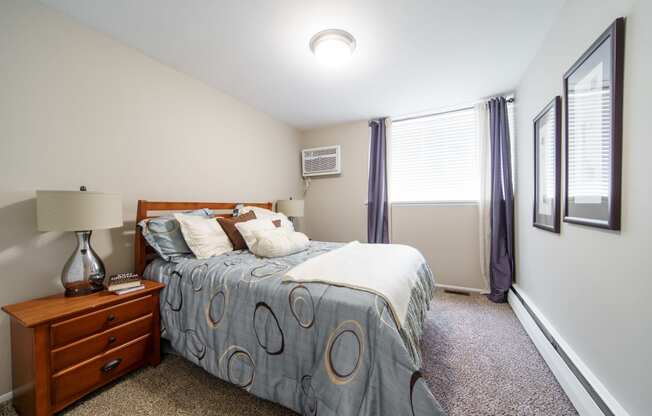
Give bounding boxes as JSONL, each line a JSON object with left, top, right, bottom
{"left": 510, "top": 287, "right": 614, "bottom": 416}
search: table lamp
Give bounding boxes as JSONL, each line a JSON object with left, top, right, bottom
{"left": 36, "top": 187, "right": 123, "bottom": 296}
{"left": 276, "top": 198, "right": 304, "bottom": 229}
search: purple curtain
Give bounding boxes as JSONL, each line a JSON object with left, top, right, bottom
{"left": 488, "top": 97, "right": 514, "bottom": 303}
{"left": 368, "top": 118, "right": 389, "bottom": 244}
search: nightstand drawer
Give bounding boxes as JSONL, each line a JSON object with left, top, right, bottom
{"left": 51, "top": 313, "right": 153, "bottom": 373}
{"left": 50, "top": 295, "right": 152, "bottom": 347}
{"left": 52, "top": 333, "right": 150, "bottom": 406}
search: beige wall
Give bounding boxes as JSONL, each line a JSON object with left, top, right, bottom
{"left": 391, "top": 204, "right": 483, "bottom": 291}
{"left": 301, "top": 122, "right": 485, "bottom": 291}
{"left": 301, "top": 122, "right": 369, "bottom": 243}
{"left": 514, "top": 0, "right": 651, "bottom": 414}
{"left": 0, "top": 0, "right": 302, "bottom": 397}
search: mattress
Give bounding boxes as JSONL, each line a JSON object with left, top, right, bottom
{"left": 145, "top": 241, "right": 444, "bottom": 416}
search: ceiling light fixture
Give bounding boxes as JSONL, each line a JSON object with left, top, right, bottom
{"left": 309, "top": 29, "right": 356, "bottom": 67}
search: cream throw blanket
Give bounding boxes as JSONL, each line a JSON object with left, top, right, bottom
{"left": 283, "top": 241, "right": 426, "bottom": 330}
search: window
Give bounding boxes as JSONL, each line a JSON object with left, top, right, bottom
{"left": 390, "top": 107, "right": 479, "bottom": 203}
{"left": 390, "top": 103, "right": 515, "bottom": 203}
{"left": 567, "top": 83, "right": 611, "bottom": 202}
{"left": 538, "top": 110, "right": 557, "bottom": 205}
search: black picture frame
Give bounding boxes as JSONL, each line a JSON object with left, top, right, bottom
{"left": 563, "top": 17, "right": 624, "bottom": 230}
{"left": 533, "top": 96, "right": 561, "bottom": 233}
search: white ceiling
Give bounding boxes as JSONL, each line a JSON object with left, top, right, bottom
{"left": 41, "top": 0, "right": 565, "bottom": 129}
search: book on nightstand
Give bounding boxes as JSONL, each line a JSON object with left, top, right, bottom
{"left": 103, "top": 272, "right": 142, "bottom": 292}
{"left": 112, "top": 284, "right": 145, "bottom": 295}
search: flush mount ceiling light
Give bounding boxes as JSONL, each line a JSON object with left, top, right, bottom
{"left": 309, "top": 29, "right": 356, "bottom": 67}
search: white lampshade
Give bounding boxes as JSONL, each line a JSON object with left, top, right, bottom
{"left": 276, "top": 199, "right": 304, "bottom": 218}
{"left": 37, "top": 190, "right": 123, "bottom": 231}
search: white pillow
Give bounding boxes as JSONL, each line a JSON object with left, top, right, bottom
{"left": 250, "top": 228, "right": 309, "bottom": 258}
{"left": 240, "top": 206, "right": 275, "bottom": 217}
{"left": 234, "top": 218, "right": 277, "bottom": 251}
{"left": 240, "top": 206, "right": 294, "bottom": 231}
{"left": 174, "top": 213, "right": 233, "bottom": 259}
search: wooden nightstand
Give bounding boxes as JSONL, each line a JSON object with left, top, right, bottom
{"left": 1, "top": 280, "right": 165, "bottom": 416}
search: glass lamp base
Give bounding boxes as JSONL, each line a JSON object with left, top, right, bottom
{"left": 61, "top": 230, "right": 106, "bottom": 297}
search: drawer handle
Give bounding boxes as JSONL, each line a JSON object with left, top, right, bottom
{"left": 108, "top": 336, "right": 117, "bottom": 344}
{"left": 107, "top": 314, "right": 116, "bottom": 322}
{"left": 101, "top": 358, "right": 122, "bottom": 373}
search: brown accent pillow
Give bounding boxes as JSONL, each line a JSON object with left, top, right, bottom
{"left": 272, "top": 219, "right": 282, "bottom": 228}
{"left": 216, "top": 211, "right": 257, "bottom": 250}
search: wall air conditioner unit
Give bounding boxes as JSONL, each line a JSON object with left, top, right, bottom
{"left": 302, "top": 145, "right": 341, "bottom": 177}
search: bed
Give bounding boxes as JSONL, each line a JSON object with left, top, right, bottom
{"left": 135, "top": 200, "right": 444, "bottom": 416}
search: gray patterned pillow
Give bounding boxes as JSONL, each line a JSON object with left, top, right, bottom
{"left": 138, "top": 208, "right": 212, "bottom": 260}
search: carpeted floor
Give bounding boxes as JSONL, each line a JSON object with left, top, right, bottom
{"left": 422, "top": 291, "right": 577, "bottom": 416}
{"left": 0, "top": 290, "right": 577, "bottom": 416}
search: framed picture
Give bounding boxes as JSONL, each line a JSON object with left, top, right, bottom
{"left": 533, "top": 96, "right": 561, "bottom": 233}
{"left": 563, "top": 17, "right": 625, "bottom": 230}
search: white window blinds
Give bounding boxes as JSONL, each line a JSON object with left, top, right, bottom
{"left": 567, "top": 86, "right": 611, "bottom": 201}
{"left": 540, "top": 113, "right": 557, "bottom": 200}
{"left": 390, "top": 108, "right": 479, "bottom": 202}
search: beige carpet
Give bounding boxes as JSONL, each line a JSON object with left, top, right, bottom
{"left": 0, "top": 290, "right": 577, "bottom": 416}
{"left": 422, "top": 291, "right": 577, "bottom": 416}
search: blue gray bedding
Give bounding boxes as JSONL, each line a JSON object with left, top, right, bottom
{"left": 145, "top": 241, "right": 444, "bottom": 416}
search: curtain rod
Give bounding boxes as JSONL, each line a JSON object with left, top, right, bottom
{"left": 391, "top": 95, "right": 514, "bottom": 123}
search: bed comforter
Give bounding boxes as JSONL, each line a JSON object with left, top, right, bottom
{"left": 145, "top": 241, "right": 444, "bottom": 416}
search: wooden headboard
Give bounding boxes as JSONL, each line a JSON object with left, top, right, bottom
{"left": 134, "top": 200, "right": 273, "bottom": 276}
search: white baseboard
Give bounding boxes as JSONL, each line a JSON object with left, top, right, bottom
{"left": 509, "top": 285, "right": 630, "bottom": 416}
{"left": 0, "top": 390, "right": 12, "bottom": 404}
{"left": 435, "top": 283, "right": 486, "bottom": 294}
